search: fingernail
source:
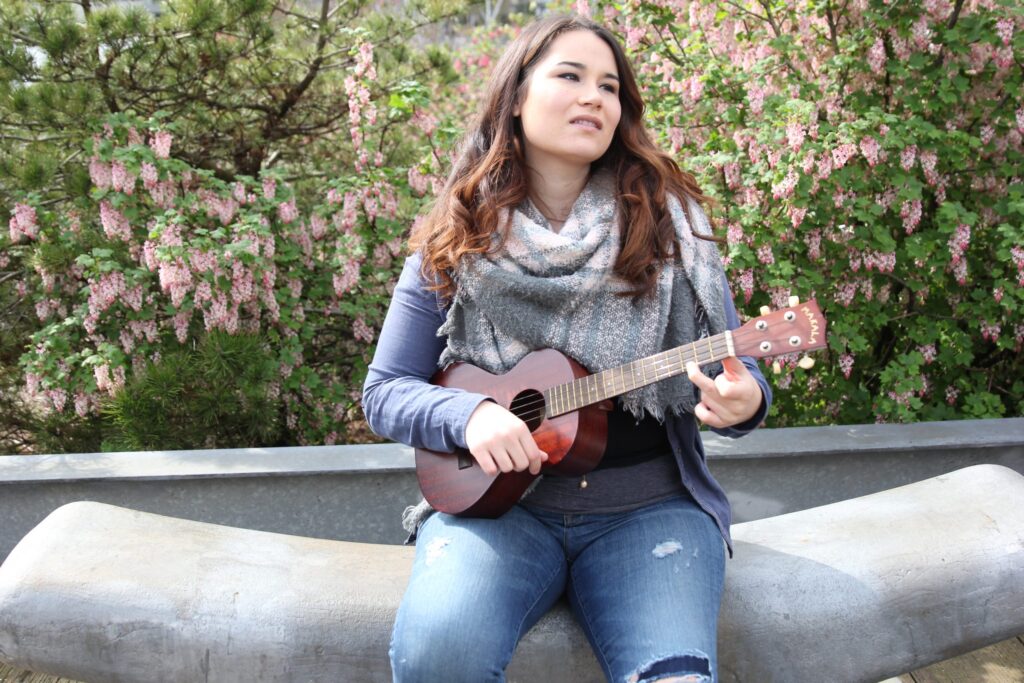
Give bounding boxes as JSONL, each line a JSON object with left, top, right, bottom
{"left": 686, "top": 362, "right": 697, "bottom": 375}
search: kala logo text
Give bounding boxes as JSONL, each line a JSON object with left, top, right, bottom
{"left": 801, "top": 305, "right": 820, "bottom": 345}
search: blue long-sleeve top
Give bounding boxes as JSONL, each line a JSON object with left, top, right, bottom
{"left": 363, "top": 252, "right": 772, "bottom": 553}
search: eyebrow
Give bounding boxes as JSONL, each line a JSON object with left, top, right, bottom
{"left": 556, "top": 61, "right": 620, "bottom": 82}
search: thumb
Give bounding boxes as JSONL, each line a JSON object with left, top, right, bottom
{"left": 721, "top": 355, "right": 748, "bottom": 379}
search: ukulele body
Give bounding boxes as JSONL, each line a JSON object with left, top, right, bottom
{"left": 414, "top": 348, "right": 608, "bottom": 518}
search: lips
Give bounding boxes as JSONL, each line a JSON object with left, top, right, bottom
{"left": 569, "top": 115, "right": 602, "bottom": 130}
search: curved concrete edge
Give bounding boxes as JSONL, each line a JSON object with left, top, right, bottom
{"left": 720, "top": 463, "right": 1024, "bottom": 682}
{"left": 1, "top": 464, "right": 1023, "bottom": 682}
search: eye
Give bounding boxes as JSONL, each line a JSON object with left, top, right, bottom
{"left": 559, "top": 72, "right": 580, "bottom": 81}
{"left": 601, "top": 83, "right": 618, "bottom": 94}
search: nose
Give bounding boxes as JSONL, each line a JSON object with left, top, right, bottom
{"left": 578, "top": 81, "right": 602, "bottom": 107}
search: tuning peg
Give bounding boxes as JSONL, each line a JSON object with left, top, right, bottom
{"left": 788, "top": 295, "right": 800, "bottom": 307}
{"left": 798, "top": 356, "right": 815, "bottom": 370}
{"left": 760, "top": 305, "right": 771, "bottom": 316}
{"left": 772, "top": 361, "right": 782, "bottom": 374}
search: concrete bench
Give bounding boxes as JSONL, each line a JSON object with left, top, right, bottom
{"left": 0, "top": 464, "right": 1022, "bottom": 682}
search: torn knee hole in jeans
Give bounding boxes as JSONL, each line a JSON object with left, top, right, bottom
{"left": 625, "top": 652, "right": 712, "bottom": 683}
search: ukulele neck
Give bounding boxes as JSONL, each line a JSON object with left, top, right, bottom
{"left": 543, "top": 331, "right": 735, "bottom": 418}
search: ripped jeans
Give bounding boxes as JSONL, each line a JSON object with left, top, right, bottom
{"left": 389, "top": 494, "right": 725, "bottom": 683}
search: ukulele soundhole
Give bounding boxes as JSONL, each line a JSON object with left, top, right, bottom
{"left": 510, "top": 389, "right": 545, "bottom": 432}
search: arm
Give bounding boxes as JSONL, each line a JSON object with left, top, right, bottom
{"left": 361, "top": 253, "right": 491, "bottom": 453}
{"left": 362, "top": 253, "right": 548, "bottom": 475}
{"left": 686, "top": 274, "right": 772, "bottom": 437}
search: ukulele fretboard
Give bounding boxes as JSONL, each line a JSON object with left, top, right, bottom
{"left": 543, "top": 331, "right": 735, "bottom": 417}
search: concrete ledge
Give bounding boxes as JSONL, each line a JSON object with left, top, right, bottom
{"left": 1, "top": 418, "right": 1021, "bottom": 561}
{"left": 1, "top": 464, "right": 1022, "bottom": 682}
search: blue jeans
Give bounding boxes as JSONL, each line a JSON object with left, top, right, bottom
{"left": 390, "top": 494, "right": 726, "bottom": 682}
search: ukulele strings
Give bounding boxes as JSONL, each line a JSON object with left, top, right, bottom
{"left": 506, "top": 337, "right": 735, "bottom": 424}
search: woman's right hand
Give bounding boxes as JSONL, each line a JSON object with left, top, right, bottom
{"left": 465, "top": 400, "right": 548, "bottom": 476}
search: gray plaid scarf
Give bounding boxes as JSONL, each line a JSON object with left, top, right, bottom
{"left": 438, "top": 169, "right": 728, "bottom": 420}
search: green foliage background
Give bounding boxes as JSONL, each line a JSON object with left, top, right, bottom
{"left": 1, "top": 0, "right": 1021, "bottom": 454}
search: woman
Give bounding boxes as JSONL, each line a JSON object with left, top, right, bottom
{"left": 362, "top": 14, "right": 770, "bottom": 683}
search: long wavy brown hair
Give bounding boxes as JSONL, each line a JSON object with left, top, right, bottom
{"left": 410, "top": 14, "right": 719, "bottom": 299}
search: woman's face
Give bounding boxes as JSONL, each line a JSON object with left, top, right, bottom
{"left": 514, "top": 30, "right": 622, "bottom": 173}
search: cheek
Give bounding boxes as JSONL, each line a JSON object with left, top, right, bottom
{"left": 607, "top": 105, "right": 623, "bottom": 135}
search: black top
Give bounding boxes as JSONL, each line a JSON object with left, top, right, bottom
{"left": 594, "top": 403, "right": 672, "bottom": 470}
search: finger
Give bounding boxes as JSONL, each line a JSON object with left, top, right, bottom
{"left": 693, "top": 402, "right": 724, "bottom": 428}
{"left": 473, "top": 451, "right": 498, "bottom": 477}
{"left": 686, "top": 362, "right": 715, "bottom": 392}
{"left": 490, "top": 448, "right": 515, "bottom": 474}
{"left": 504, "top": 438, "right": 531, "bottom": 473}
{"left": 716, "top": 356, "right": 749, "bottom": 376}
{"left": 518, "top": 436, "right": 547, "bottom": 475}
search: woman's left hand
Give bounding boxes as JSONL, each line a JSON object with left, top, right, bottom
{"left": 685, "top": 356, "right": 763, "bottom": 429}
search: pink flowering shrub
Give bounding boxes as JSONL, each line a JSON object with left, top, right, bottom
{"left": 9, "top": 114, "right": 413, "bottom": 448}
{"left": 3, "top": 1, "right": 1022, "bottom": 453}
{"left": 573, "top": 0, "right": 1023, "bottom": 424}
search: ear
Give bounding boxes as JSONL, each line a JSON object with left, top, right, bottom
{"left": 512, "top": 98, "right": 521, "bottom": 117}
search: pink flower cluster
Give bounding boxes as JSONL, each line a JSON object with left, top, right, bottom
{"left": 150, "top": 130, "right": 172, "bottom": 159}
{"left": 900, "top": 145, "right": 917, "bottom": 171}
{"left": 278, "top": 199, "right": 299, "bottom": 224}
{"left": 854, "top": 250, "right": 896, "bottom": 273}
{"left": 859, "top": 136, "right": 882, "bottom": 167}
{"left": 411, "top": 110, "right": 438, "bottom": 136}
{"left": 995, "top": 18, "right": 1014, "bottom": 46}
{"left": 352, "top": 316, "right": 374, "bottom": 344}
{"left": 345, "top": 41, "right": 378, "bottom": 154}
{"left": 900, "top": 199, "right": 922, "bottom": 234}
{"left": 771, "top": 170, "right": 798, "bottom": 200}
{"left": 100, "top": 200, "right": 132, "bottom": 241}
{"left": 919, "top": 344, "right": 937, "bottom": 364}
{"left": 786, "top": 122, "right": 805, "bottom": 151}
{"left": 199, "top": 190, "right": 239, "bottom": 225}
{"left": 87, "top": 271, "right": 128, "bottom": 316}
{"left": 111, "top": 161, "right": 136, "bottom": 195}
{"left": 34, "top": 298, "right": 67, "bottom": 322}
{"left": 831, "top": 143, "right": 857, "bottom": 170}
{"left": 806, "top": 230, "right": 822, "bottom": 260}
{"left": 737, "top": 269, "right": 754, "bottom": 304}
{"left": 947, "top": 223, "right": 971, "bottom": 264}
{"left": 835, "top": 280, "right": 858, "bottom": 307}
{"left": 333, "top": 259, "right": 361, "bottom": 297}
{"left": 839, "top": 353, "right": 854, "bottom": 379}
{"left": 8, "top": 203, "right": 38, "bottom": 242}
{"left": 919, "top": 150, "right": 939, "bottom": 185}
{"left": 980, "top": 321, "right": 1001, "bottom": 342}
{"left": 94, "top": 363, "right": 126, "bottom": 394}
{"left": 1011, "top": 246, "right": 1024, "bottom": 286}
{"left": 867, "top": 38, "right": 886, "bottom": 75}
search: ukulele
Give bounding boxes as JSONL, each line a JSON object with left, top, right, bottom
{"left": 415, "top": 298, "right": 828, "bottom": 518}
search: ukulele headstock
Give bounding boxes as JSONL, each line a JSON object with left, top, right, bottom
{"left": 732, "top": 298, "right": 828, "bottom": 367}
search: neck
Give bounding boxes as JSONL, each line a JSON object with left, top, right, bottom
{"left": 525, "top": 159, "right": 591, "bottom": 226}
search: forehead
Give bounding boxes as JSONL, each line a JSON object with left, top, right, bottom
{"left": 536, "top": 30, "right": 618, "bottom": 75}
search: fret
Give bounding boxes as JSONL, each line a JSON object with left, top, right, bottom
{"left": 725, "top": 330, "right": 735, "bottom": 358}
{"left": 640, "top": 356, "right": 647, "bottom": 385}
{"left": 707, "top": 336, "right": 715, "bottom": 362}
